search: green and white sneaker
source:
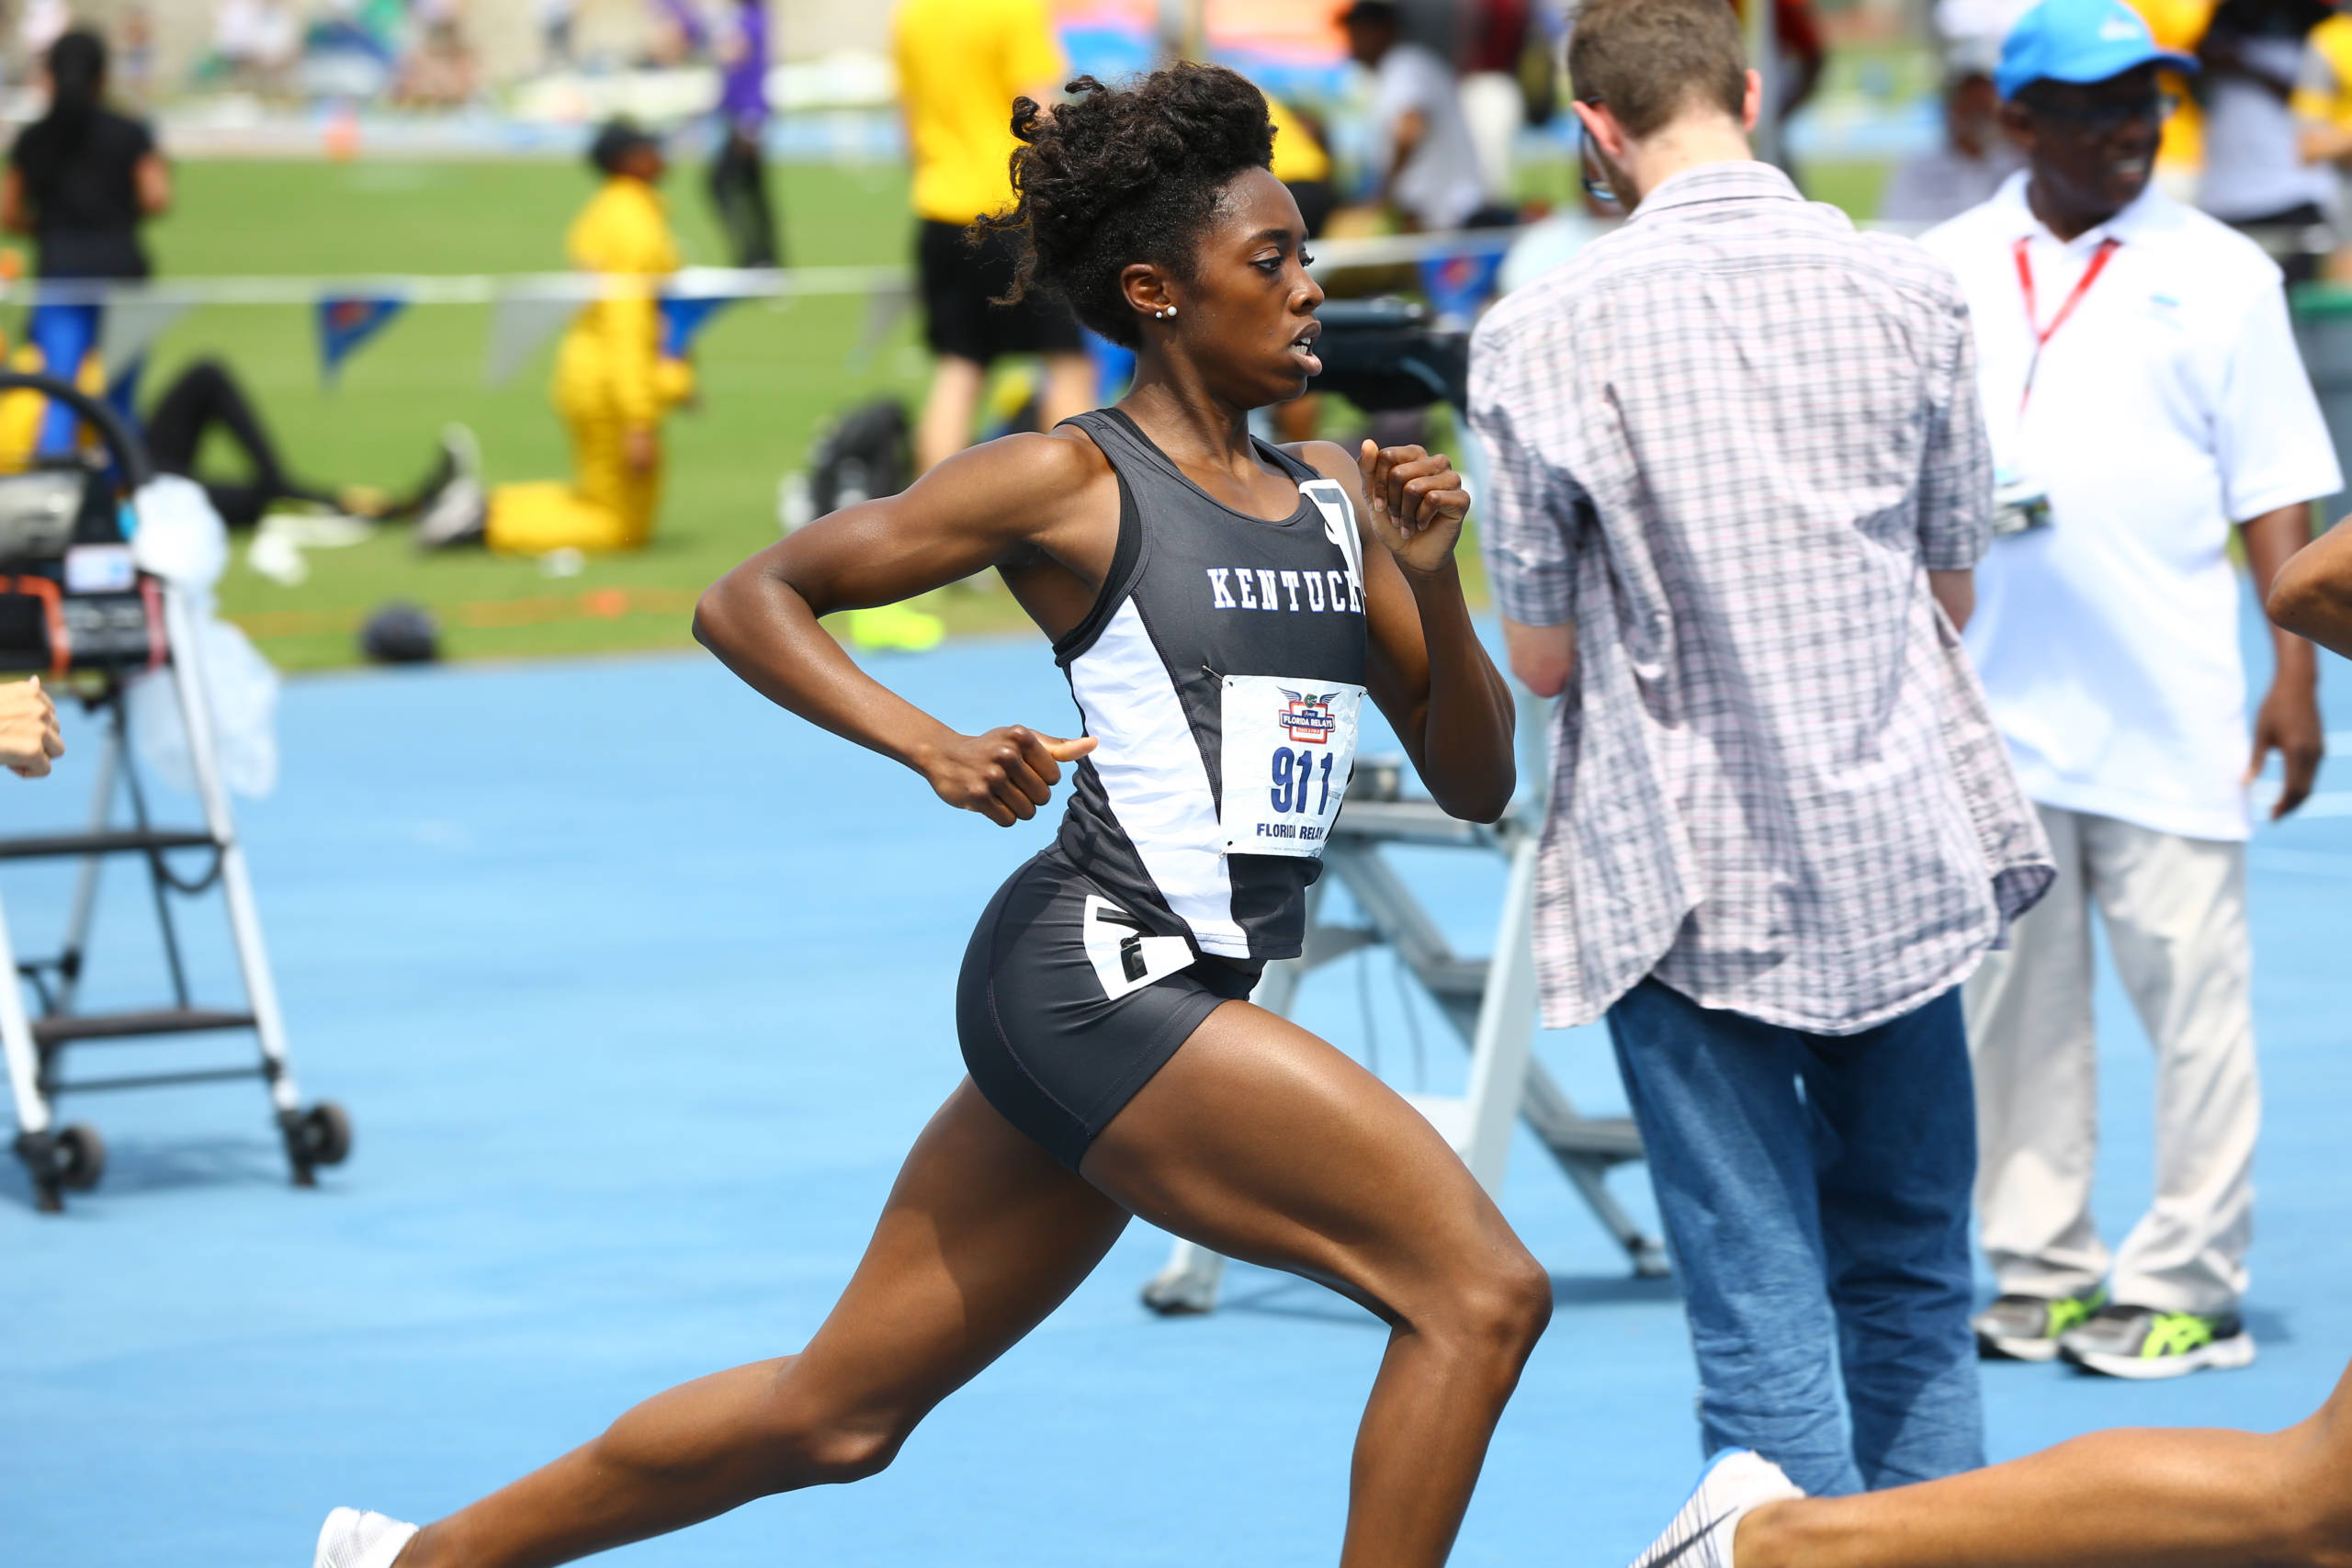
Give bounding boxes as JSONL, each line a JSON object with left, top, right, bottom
{"left": 2057, "top": 1304, "right": 2256, "bottom": 1380}
{"left": 1972, "top": 1287, "right": 2106, "bottom": 1361}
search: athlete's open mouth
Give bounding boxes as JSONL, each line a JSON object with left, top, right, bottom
{"left": 1288, "top": 322, "right": 1323, "bottom": 378}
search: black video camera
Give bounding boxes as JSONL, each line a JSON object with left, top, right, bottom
{"left": 1305, "top": 298, "right": 1468, "bottom": 412}
{"left": 0, "top": 372, "right": 161, "bottom": 675}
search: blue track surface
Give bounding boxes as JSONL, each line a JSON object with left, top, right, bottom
{"left": 1, "top": 614, "right": 2346, "bottom": 1568}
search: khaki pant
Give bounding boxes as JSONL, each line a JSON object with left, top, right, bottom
{"left": 1964, "top": 804, "right": 2256, "bottom": 1316}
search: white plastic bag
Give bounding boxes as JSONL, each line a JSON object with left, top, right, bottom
{"left": 121, "top": 476, "right": 282, "bottom": 800}
{"left": 126, "top": 616, "right": 281, "bottom": 800}
{"left": 129, "top": 474, "right": 229, "bottom": 595}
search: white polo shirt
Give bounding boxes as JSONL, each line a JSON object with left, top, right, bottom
{"left": 1920, "top": 174, "right": 2340, "bottom": 841}
{"left": 1372, "top": 43, "right": 1484, "bottom": 232}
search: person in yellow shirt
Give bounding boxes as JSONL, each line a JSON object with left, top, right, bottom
{"left": 2127, "top": 0, "right": 2218, "bottom": 181}
{"left": 891, "top": 0, "right": 1092, "bottom": 474}
{"left": 2292, "top": 10, "right": 2352, "bottom": 276}
{"left": 1266, "top": 91, "right": 1335, "bottom": 237}
{"left": 2295, "top": 16, "right": 2352, "bottom": 164}
{"left": 1265, "top": 90, "right": 1332, "bottom": 444}
{"left": 421, "top": 121, "right": 693, "bottom": 554}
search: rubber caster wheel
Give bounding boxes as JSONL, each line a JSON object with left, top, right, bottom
{"left": 56, "top": 1122, "right": 105, "bottom": 1191}
{"left": 296, "top": 1101, "right": 351, "bottom": 1167}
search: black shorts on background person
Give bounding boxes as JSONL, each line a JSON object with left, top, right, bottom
{"left": 915, "top": 220, "right": 1083, "bottom": 366}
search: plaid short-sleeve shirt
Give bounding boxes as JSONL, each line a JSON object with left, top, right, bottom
{"left": 1470, "top": 161, "right": 2052, "bottom": 1033}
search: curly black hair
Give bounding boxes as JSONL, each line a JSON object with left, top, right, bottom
{"left": 977, "top": 63, "right": 1276, "bottom": 350}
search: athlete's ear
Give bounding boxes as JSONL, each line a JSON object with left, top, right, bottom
{"left": 1118, "top": 262, "right": 1176, "bottom": 326}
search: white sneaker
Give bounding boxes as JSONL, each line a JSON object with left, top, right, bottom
{"left": 412, "top": 474, "right": 487, "bottom": 550}
{"left": 1628, "top": 1450, "right": 1804, "bottom": 1568}
{"left": 313, "top": 1506, "right": 420, "bottom": 1568}
{"left": 440, "top": 423, "right": 482, "bottom": 483}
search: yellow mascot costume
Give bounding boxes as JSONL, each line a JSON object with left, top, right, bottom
{"left": 482, "top": 121, "right": 690, "bottom": 556}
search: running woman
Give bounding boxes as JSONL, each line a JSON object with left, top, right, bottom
{"left": 315, "top": 62, "right": 1536, "bottom": 1568}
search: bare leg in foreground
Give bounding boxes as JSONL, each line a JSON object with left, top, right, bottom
{"left": 394, "top": 1000, "right": 1550, "bottom": 1568}
{"left": 1738, "top": 1359, "right": 2352, "bottom": 1568}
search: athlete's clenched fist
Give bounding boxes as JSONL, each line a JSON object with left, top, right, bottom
{"left": 0, "top": 676, "right": 63, "bottom": 779}
{"left": 920, "top": 724, "right": 1096, "bottom": 826}
{"left": 1357, "top": 440, "right": 1471, "bottom": 580}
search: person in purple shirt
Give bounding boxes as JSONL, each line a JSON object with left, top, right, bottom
{"left": 708, "top": 0, "right": 779, "bottom": 266}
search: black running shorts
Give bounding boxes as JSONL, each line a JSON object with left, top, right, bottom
{"left": 957, "top": 850, "right": 1261, "bottom": 1170}
{"left": 916, "top": 219, "right": 1084, "bottom": 365}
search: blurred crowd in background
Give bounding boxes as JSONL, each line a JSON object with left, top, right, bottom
{"left": 1903, "top": 0, "right": 2352, "bottom": 278}
{"left": 0, "top": 0, "right": 2347, "bottom": 610}
{"left": 0, "top": 1, "right": 2336, "bottom": 254}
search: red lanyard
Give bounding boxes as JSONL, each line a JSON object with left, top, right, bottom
{"left": 2013, "top": 234, "right": 2120, "bottom": 412}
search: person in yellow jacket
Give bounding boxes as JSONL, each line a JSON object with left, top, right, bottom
{"left": 420, "top": 121, "right": 692, "bottom": 554}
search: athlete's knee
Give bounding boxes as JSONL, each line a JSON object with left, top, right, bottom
{"left": 746, "top": 1368, "right": 917, "bottom": 1491}
{"left": 179, "top": 357, "right": 235, "bottom": 395}
{"left": 776, "top": 1417, "right": 904, "bottom": 1487}
{"left": 1430, "top": 1242, "right": 1553, "bottom": 1363}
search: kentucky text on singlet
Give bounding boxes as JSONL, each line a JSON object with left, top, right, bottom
{"left": 1052, "top": 408, "right": 1372, "bottom": 962}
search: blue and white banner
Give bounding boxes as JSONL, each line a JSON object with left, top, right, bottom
{"left": 317, "top": 294, "right": 408, "bottom": 383}
{"left": 0, "top": 230, "right": 1550, "bottom": 388}
{"left": 657, "top": 294, "right": 734, "bottom": 361}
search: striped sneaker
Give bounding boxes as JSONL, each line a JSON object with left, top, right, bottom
{"left": 2058, "top": 1305, "right": 2256, "bottom": 1380}
{"left": 1627, "top": 1449, "right": 1804, "bottom": 1568}
{"left": 1973, "top": 1287, "right": 2107, "bottom": 1361}
{"left": 313, "top": 1506, "right": 419, "bottom": 1568}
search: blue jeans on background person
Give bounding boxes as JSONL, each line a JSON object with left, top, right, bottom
{"left": 1607, "top": 977, "right": 1984, "bottom": 1496}
{"left": 26, "top": 302, "right": 141, "bottom": 459}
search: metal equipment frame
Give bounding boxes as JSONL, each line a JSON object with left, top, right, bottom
{"left": 0, "top": 372, "right": 346, "bottom": 1212}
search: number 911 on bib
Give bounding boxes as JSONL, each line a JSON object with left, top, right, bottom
{"left": 1218, "top": 674, "right": 1364, "bottom": 859}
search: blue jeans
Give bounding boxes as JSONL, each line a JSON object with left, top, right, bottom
{"left": 1608, "top": 977, "right": 1983, "bottom": 1495}
{"left": 26, "top": 303, "right": 143, "bottom": 458}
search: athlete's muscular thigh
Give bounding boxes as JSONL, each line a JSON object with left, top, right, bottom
{"left": 787, "top": 1078, "right": 1130, "bottom": 1428}
{"left": 1080, "top": 1000, "right": 1525, "bottom": 1322}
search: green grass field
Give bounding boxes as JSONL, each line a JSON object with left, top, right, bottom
{"left": 91, "top": 155, "right": 1885, "bottom": 671}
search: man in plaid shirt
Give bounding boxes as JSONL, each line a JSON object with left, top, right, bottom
{"left": 1470, "top": 0, "right": 2052, "bottom": 1495}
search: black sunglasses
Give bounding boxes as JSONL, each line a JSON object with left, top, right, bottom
{"left": 1575, "top": 95, "right": 1621, "bottom": 209}
{"left": 2029, "top": 92, "right": 2181, "bottom": 138}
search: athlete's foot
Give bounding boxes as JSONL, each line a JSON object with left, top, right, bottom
{"left": 313, "top": 1506, "right": 418, "bottom": 1568}
{"left": 1628, "top": 1450, "right": 1804, "bottom": 1568}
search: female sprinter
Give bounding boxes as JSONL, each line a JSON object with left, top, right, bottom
{"left": 317, "top": 62, "right": 1538, "bottom": 1568}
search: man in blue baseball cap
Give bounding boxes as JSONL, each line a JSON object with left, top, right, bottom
{"left": 1992, "top": 0, "right": 2195, "bottom": 100}
{"left": 1921, "top": 0, "right": 2341, "bottom": 1381}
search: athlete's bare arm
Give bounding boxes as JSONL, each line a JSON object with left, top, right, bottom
{"left": 693, "top": 427, "right": 1119, "bottom": 827}
{"left": 1299, "top": 438, "right": 1517, "bottom": 823}
{"left": 2268, "top": 513, "right": 2352, "bottom": 660}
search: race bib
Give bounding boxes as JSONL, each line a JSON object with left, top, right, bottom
{"left": 1218, "top": 674, "right": 1363, "bottom": 859}
{"left": 1081, "top": 895, "right": 1197, "bottom": 1001}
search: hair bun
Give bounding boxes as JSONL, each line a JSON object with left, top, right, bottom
{"left": 978, "top": 62, "right": 1276, "bottom": 350}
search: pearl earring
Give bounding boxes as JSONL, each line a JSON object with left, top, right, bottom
{"left": 1156, "top": 305, "right": 1177, "bottom": 320}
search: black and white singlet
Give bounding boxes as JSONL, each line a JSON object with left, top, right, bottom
{"left": 956, "top": 408, "right": 1373, "bottom": 1168}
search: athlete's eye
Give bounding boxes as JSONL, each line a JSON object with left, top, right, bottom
{"left": 1298, "top": 251, "right": 1316, "bottom": 269}
{"left": 1253, "top": 254, "right": 1283, "bottom": 273}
